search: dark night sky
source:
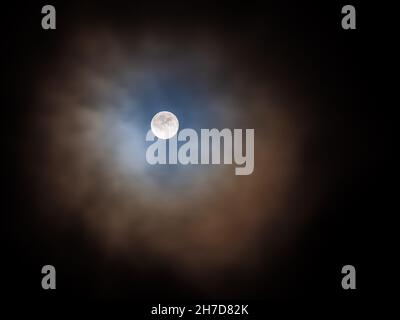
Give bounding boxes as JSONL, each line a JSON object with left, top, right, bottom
{"left": 4, "top": 0, "right": 392, "bottom": 309}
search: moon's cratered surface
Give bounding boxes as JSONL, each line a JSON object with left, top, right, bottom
{"left": 151, "top": 111, "right": 179, "bottom": 139}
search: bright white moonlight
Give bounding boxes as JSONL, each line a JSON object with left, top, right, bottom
{"left": 151, "top": 111, "right": 179, "bottom": 139}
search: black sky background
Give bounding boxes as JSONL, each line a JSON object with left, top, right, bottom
{"left": 4, "top": 0, "right": 392, "bottom": 310}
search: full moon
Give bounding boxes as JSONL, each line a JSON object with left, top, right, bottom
{"left": 151, "top": 111, "right": 179, "bottom": 139}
